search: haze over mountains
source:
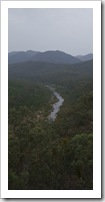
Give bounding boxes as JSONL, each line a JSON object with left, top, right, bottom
{"left": 8, "top": 50, "right": 93, "bottom": 65}
{"left": 76, "top": 53, "right": 93, "bottom": 62}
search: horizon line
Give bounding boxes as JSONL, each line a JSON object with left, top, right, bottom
{"left": 8, "top": 49, "right": 93, "bottom": 57}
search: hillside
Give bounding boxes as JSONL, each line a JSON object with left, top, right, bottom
{"left": 8, "top": 78, "right": 93, "bottom": 190}
{"left": 8, "top": 56, "right": 93, "bottom": 190}
{"left": 8, "top": 50, "right": 81, "bottom": 64}
{"left": 8, "top": 60, "right": 93, "bottom": 85}
{"left": 76, "top": 53, "right": 93, "bottom": 61}
{"left": 31, "top": 50, "right": 81, "bottom": 64}
{"left": 8, "top": 50, "right": 40, "bottom": 64}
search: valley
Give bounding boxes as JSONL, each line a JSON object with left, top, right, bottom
{"left": 8, "top": 51, "right": 93, "bottom": 190}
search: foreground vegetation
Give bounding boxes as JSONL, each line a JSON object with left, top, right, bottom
{"left": 8, "top": 60, "right": 93, "bottom": 190}
{"left": 8, "top": 61, "right": 93, "bottom": 190}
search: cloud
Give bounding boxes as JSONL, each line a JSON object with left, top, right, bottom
{"left": 8, "top": 8, "right": 93, "bottom": 55}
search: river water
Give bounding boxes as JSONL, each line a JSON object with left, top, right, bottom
{"left": 46, "top": 85, "right": 64, "bottom": 121}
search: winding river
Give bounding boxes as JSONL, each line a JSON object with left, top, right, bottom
{"left": 46, "top": 85, "right": 64, "bottom": 121}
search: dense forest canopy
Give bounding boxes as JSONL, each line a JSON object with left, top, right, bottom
{"left": 8, "top": 59, "right": 93, "bottom": 190}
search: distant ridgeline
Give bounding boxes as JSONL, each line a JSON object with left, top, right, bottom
{"left": 8, "top": 50, "right": 93, "bottom": 64}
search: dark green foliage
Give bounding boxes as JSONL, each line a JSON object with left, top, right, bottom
{"left": 8, "top": 60, "right": 93, "bottom": 190}
{"left": 9, "top": 80, "right": 52, "bottom": 111}
{"left": 8, "top": 60, "right": 93, "bottom": 84}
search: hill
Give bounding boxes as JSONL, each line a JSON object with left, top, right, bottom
{"left": 8, "top": 50, "right": 81, "bottom": 64}
{"left": 31, "top": 50, "right": 81, "bottom": 64}
{"left": 8, "top": 60, "right": 93, "bottom": 85}
{"left": 8, "top": 50, "right": 40, "bottom": 64}
{"left": 76, "top": 53, "right": 93, "bottom": 62}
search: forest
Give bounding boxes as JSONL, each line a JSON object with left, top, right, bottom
{"left": 8, "top": 60, "right": 93, "bottom": 190}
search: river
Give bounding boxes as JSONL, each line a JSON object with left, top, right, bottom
{"left": 46, "top": 85, "right": 64, "bottom": 121}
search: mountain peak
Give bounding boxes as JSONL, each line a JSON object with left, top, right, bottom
{"left": 76, "top": 53, "right": 93, "bottom": 61}
{"left": 8, "top": 50, "right": 92, "bottom": 64}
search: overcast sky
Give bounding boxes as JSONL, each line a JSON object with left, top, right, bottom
{"left": 8, "top": 8, "right": 93, "bottom": 56}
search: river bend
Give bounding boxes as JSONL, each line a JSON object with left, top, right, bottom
{"left": 46, "top": 85, "right": 64, "bottom": 121}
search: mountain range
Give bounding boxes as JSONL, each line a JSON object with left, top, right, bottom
{"left": 8, "top": 50, "right": 93, "bottom": 65}
{"left": 76, "top": 53, "right": 93, "bottom": 61}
